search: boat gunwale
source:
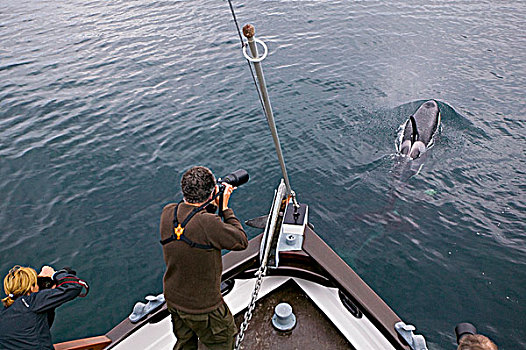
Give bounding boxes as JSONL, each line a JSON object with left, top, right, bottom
{"left": 103, "top": 228, "right": 410, "bottom": 350}
{"left": 301, "top": 226, "right": 410, "bottom": 349}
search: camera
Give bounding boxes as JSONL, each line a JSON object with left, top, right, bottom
{"left": 37, "top": 267, "right": 78, "bottom": 290}
{"left": 37, "top": 276, "right": 55, "bottom": 290}
{"left": 212, "top": 170, "right": 249, "bottom": 214}
{"left": 455, "top": 322, "right": 477, "bottom": 344}
{"left": 218, "top": 169, "right": 249, "bottom": 191}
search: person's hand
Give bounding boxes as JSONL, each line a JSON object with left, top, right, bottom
{"left": 39, "top": 266, "right": 55, "bottom": 278}
{"left": 212, "top": 184, "right": 221, "bottom": 207}
{"left": 221, "top": 183, "right": 236, "bottom": 210}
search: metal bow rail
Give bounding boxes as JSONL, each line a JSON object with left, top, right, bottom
{"left": 234, "top": 180, "right": 288, "bottom": 350}
{"left": 227, "top": 2, "right": 301, "bottom": 348}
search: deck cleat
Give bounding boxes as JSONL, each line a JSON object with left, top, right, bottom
{"left": 271, "top": 302, "right": 296, "bottom": 332}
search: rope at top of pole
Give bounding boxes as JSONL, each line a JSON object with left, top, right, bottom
{"left": 227, "top": 0, "right": 245, "bottom": 48}
{"left": 226, "top": 1, "right": 268, "bottom": 117}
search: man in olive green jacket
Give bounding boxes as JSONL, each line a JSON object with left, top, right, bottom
{"left": 160, "top": 166, "right": 248, "bottom": 350}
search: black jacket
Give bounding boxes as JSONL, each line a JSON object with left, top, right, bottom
{"left": 0, "top": 270, "right": 84, "bottom": 350}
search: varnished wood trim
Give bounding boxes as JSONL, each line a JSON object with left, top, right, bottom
{"left": 53, "top": 336, "right": 111, "bottom": 350}
{"left": 103, "top": 230, "right": 410, "bottom": 349}
{"left": 221, "top": 234, "right": 261, "bottom": 280}
{"left": 302, "top": 226, "right": 410, "bottom": 349}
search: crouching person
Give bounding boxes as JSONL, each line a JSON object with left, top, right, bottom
{"left": 0, "top": 265, "right": 88, "bottom": 349}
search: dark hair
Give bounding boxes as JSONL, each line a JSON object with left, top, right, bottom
{"left": 458, "top": 334, "right": 498, "bottom": 350}
{"left": 181, "top": 166, "right": 216, "bottom": 203}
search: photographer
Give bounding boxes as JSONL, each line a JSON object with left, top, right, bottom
{"left": 456, "top": 323, "right": 498, "bottom": 350}
{"left": 458, "top": 335, "right": 498, "bottom": 350}
{"left": 160, "top": 166, "right": 248, "bottom": 350}
{"left": 0, "top": 265, "right": 87, "bottom": 349}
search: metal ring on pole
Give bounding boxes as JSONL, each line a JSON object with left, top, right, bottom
{"left": 243, "top": 38, "right": 268, "bottom": 62}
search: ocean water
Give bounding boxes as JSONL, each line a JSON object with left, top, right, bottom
{"left": 1, "top": 1, "right": 524, "bottom": 349}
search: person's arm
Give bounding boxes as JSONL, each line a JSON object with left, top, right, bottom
{"left": 30, "top": 269, "right": 84, "bottom": 313}
{"left": 207, "top": 183, "right": 248, "bottom": 250}
{"left": 213, "top": 183, "right": 235, "bottom": 211}
{"left": 205, "top": 209, "right": 248, "bottom": 251}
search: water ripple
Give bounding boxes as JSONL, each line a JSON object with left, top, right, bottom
{"left": 1, "top": 0, "right": 525, "bottom": 348}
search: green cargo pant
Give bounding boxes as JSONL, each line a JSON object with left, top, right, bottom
{"left": 168, "top": 302, "right": 238, "bottom": 350}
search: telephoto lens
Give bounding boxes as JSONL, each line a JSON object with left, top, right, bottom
{"left": 221, "top": 169, "right": 249, "bottom": 187}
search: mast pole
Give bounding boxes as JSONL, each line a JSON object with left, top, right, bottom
{"left": 242, "top": 24, "right": 293, "bottom": 196}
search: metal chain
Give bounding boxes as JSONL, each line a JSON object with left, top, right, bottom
{"left": 234, "top": 265, "right": 267, "bottom": 350}
{"left": 234, "top": 182, "right": 288, "bottom": 349}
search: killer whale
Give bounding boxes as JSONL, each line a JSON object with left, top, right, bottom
{"left": 397, "top": 100, "right": 441, "bottom": 159}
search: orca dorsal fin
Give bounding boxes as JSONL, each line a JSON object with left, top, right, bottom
{"left": 409, "top": 115, "right": 419, "bottom": 143}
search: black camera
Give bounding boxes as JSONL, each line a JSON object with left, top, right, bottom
{"left": 37, "top": 276, "right": 55, "bottom": 290}
{"left": 218, "top": 169, "right": 249, "bottom": 189}
{"left": 37, "top": 267, "right": 77, "bottom": 290}
{"left": 455, "top": 322, "right": 477, "bottom": 344}
{"left": 212, "top": 170, "right": 249, "bottom": 214}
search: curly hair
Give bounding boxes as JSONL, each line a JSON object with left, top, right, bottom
{"left": 458, "top": 334, "right": 498, "bottom": 350}
{"left": 181, "top": 166, "right": 216, "bottom": 203}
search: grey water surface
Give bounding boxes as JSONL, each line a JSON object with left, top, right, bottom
{"left": 1, "top": 1, "right": 525, "bottom": 349}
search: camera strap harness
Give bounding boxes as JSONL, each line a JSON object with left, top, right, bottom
{"left": 55, "top": 275, "right": 90, "bottom": 297}
{"left": 160, "top": 199, "right": 218, "bottom": 250}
